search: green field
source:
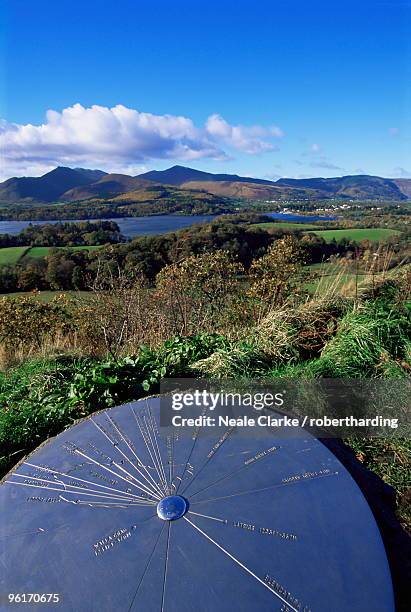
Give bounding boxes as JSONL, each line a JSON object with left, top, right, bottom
{"left": 0, "top": 246, "right": 30, "bottom": 265}
{"left": 253, "top": 221, "right": 319, "bottom": 231}
{"left": 0, "top": 244, "right": 104, "bottom": 266}
{"left": 24, "top": 245, "right": 103, "bottom": 259}
{"left": 308, "top": 228, "right": 401, "bottom": 243}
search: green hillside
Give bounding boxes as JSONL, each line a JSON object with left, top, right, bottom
{"left": 309, "top": 228, "right": 401, "bottom": 243}
{"left": 0, "top": 247, "right": 29, "bottom": 265}
{"left": 24, "top": 245, "right": 103, "bottom": 259}
{"left": 0, "top": 244, "right": 103, "bottom": 265}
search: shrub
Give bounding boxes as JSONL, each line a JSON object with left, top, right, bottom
{"left": 155, "top": 250, "right": 243, "bottom": 335}
{"left": 0, "top": 295, "right": 74, "bottom": 366}
{"left": 308, "top": 299, "right": 410, "bottom": 378}
{"left": 0, "top": 333, "right": 227, "bottom": 478}
{"left": 247, "top": 236, "right": 306, "bottom": 315}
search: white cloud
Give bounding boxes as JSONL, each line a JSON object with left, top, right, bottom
{"left": 301, "top": 143, "right": 322, "bottom": 157}
{"left": 205, "top": 113, "right": 282, "bottom": 154}
{"left": 310, "top": 143, "right": 321, "bottom": 153}
{"left": 309, "top": 159, "right": 344, "bottom": 171}
{"left": 0, "top": 104, "right": 283, "bottom": 179}
{"left": 393, "top": 166, "right": 411, "bottom": 177}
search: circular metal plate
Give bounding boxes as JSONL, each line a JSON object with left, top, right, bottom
{"left": 0, "top": 397, "right": 394, "bottom": 611}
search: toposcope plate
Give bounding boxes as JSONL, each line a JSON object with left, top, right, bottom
{"left": 0, "top": 397, "right": 394, "bottom": 612}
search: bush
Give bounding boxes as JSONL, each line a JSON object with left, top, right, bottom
{"left": 310, "top": 299, "right": 411, "bottom": 377}
{"left": 0, "top": 333, "right": 227, "bottom": 478}
{"left": 0, "top": 295, "right": 74, "bottom": 367}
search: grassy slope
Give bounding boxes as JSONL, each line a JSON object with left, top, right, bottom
{"left": 309, "top": 228, "right": 401, "bottom": 242}
{"left": 0, "top": 246, "right": 30, "bottom": 265}
{"left": 0, "top": 244, "right": 104, "bottom": 265}
{"left": 305, "top": 262, "right": 368, "bottom": 294}
{"left": 24, "top": 245, "right": 103, "bottom": 258}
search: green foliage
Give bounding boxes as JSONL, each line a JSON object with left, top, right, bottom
{"left": 0, "top": 358, "right": 86, "bottom": 476}
{"left": 0, "top": 221, "right": 124, "bottom": 248}
{"left": 309, "top": 299, "right": 410, "bottom": 378}
{"left": 248, "top": 236, "right": 306, "bottom": 308}
{"left": 347, "top": 437, "right": 411, "bottom": 531}
{"left": 0, "top": 333, "right": 227, "bottom": 476}
{"left": 0, "top": 190, "right": 230, "bottom": 221}
{"left": 0, "top": 294, "right": 73, "bottom": 351}
{"left": 155, "top": 251, "right": 243, "bottom": 335}
{"left": 25, "top": 245, "right": 103, "bottom": 258}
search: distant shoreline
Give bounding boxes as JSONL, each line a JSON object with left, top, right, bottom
{"left": 0, "top": 212, "right": 337, "bottom": 239}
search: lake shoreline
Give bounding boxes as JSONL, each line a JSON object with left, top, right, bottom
{"left": 0, "top": 212, "right": 337, "bottom": 239}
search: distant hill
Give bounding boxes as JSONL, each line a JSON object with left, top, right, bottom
{"left": 392, "top": 178, "right": 411, "bottom": 198}
{"left": 73, "top": 168, "right": 107, "bottom": 182}
{"left": 139, "top": 167, "right": 410, "bottom": 201}
{"left": 0, "top": 167, "right": 107, "bottom": 203}
{"left": 61, "top": 174, "right": 153, "bottom": 201}
{"left": 179, "top": 180, "right": 317, "bottom": 201}
{"left": 0, "top": 165, "right": 409, "bottom": 204}
{"left": 276, "top": 175, "right": 408, "bottom": 200}
{"left": 138, "top": 165, "right": 275, "bottom": 186}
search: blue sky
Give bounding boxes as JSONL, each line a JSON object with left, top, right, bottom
{"left": 1, "top": 0, "right": 410, "bottom": 180}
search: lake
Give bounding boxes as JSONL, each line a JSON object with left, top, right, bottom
{"left": 0, "top": 212, "right": 336, "bottom": 239}
{"left": 0, "top": 215, "right": 215, "bottom": 239}
{"left": 267, "top": 213, "right": 336, "bottom": 222}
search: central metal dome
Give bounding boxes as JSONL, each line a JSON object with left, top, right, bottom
{"left": 156, "top": 495, "right": 188, "bottom": 521}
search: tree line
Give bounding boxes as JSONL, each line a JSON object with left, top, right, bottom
{"left": 0, "top": 221, "right": 125, "bottom": 248}
{"left": 0, "top": 220, "right": 357, "bottom": 293}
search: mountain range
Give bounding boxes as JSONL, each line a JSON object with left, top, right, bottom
{"left": 0, "top": 165, "right": 410, "bottom": 205}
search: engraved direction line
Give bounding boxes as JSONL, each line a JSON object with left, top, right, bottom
{"left": 91, "top": 418, "right": 162, "bottom": 500}
{"left": 189, "top": 512, "right": 297, "bottom": 541}
{"left": 172, "top": 405, "right": 210, "bottom": 496}
{"left": 188, "top": 511, "right": 227, "bottom": 524}
{"left": 161, "top": 522, "right": 171, "bottom": 612}
{"left": 102, "top": 413, "right": 165, "bottom": 497}
{"left": 59, "top": 496, "right": 154, "bottom": 508}
{"left": 187, "top": 444, "right": 280, "bottom": 500}
{"left": 133, "top": 410, "right": 165, "bottom": 490}
{"left": 183, "top": 516, "right": 299, "bottom": 612}
{"left": 110, "top": 458, "right": 162, "bottom": 501}
{"left": 9, "top": 474, "right": 151, "bottom": 503}
{"left": 190, "top": 470, "right": 339, "bottom": 506}
{"left": 23, "top": 462, "right": 146, "bottom": 501}
{"left": 6, "top": 481, "right": 155, "bottom": 504}
{"left": 143, "top": 412, "right": 168, "bottom": 495}
{"left": 166, "top": 435, "right": 174, "bottom": 494}
{"left": 142, "top": 411, "right": 168, "bottom": 494}
{"left": 174, "top": 413, "right": 203, "bottom": 495}
{"left": 146, "top": 407, "right": 169, "bottom": 494}
{"left": 72, "top": 447, "right": 161, "bottom": 500}
{"left": 133, "top": 409, "right": 168, "bottom": 495}
{"left": 106, "top": 414, "right": 164, "bottom": 498}
{"left": 179, "top": 427, "right": 235, "bottom": 497}
{"left": 127, "top": 522, "right": 167, "bottom": 612}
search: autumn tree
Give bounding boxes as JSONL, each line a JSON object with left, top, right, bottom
{"left": 247, "top": 236, "right": 306, "bottom": 314}
{"left": 155, "top": 250, "right": 243, "bottom": 335}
